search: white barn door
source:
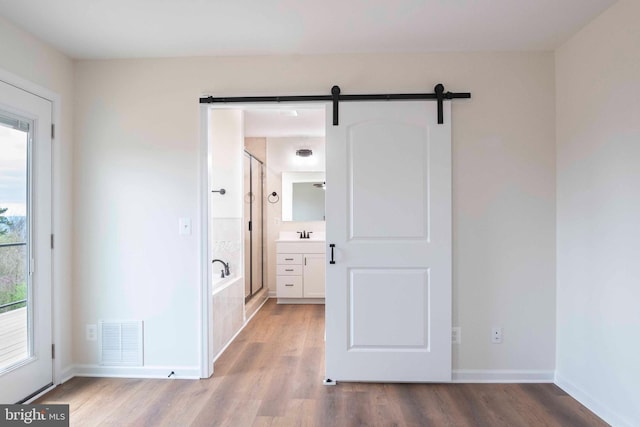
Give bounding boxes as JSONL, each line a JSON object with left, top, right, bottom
{"left": 325, "top": 100, "right": 452, "bottom": 382}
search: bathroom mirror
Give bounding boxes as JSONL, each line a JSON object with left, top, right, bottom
{"left": 282, "top": 171, "right": 325, "bottom": 221}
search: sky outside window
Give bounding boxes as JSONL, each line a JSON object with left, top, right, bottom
{"left": 0, "top": 124, "right": 27, "bottom": 217}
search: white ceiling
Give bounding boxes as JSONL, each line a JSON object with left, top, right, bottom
{"left": 244, "top": 108, "right": 325, "bottom": 138}
{"left": 1, "top": 1, "right": 616, "bottom": 136}
{"left": 0, "top": 0, "right": 616, "bottom": 59}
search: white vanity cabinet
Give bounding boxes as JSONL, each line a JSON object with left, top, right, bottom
{"left": 302, "top": 253, "right": 325, "bottom": 298}
{"left": 276, "top": 242, "right": 325, "bottom": 303}
{"left": 276, "top": 254, "right": 303, "bottom": 298}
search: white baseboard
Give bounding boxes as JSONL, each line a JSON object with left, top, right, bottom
{"left": 555, "top": 373, "right": 633, "bottom": 427}
{"left": 246, "top": 295, "right": 270, "bottom": 323}
{"left": 71, "top": 364, "right": 200, "bottom": 380}
{"left": 57, "top": 365, "right": 76, "bottom": 385}
{"left": 212, "top": 294, "right": 270, "bottom": 364}
{"left": 61, "top": 298, "right": 272, "bottom": 383}
{"left": 452, "top": 369, "right": 554, "bottom": 383}
{"left": 268, "top": 290, "right": 277, "bottom": 298}
{"left": 277, "top": 297, "right": 325, "bottom": 304}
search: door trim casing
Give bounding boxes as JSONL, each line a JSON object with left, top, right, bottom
{"left": 0, "top": 66, "right": 63, "bottom": 385}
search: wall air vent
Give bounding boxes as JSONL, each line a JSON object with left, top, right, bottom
{"left": 99, "top": 320, "right": 143, "bottom": 366}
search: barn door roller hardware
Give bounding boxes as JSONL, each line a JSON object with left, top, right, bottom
{"left": 199, "top": 83, "right": 471, "bottom": 125}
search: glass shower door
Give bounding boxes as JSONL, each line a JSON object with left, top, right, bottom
{"left": 250, "top": 157, "right": 264, "bottom": 296}
{"left": 243, "top": 153, "right": 251, "bottom": 299}
{"left": 243, "top": 152, "right": 264, "bottom": 301}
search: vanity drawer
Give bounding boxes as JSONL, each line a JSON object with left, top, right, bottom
{"left": 277, "top": 264, "right": 302, "bottom": 275}
{"left": 277, "top": 276, "right": 303, "bottom": 298}
{"left": 276, "top": 253, "right": 303, "bottom": 265}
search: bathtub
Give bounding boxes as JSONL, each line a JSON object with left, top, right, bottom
{"left": 212, "top": 274, "right": 242, "bottom": 296}
{"left": 211, "top": 274, "right": 245, "bottom": 359}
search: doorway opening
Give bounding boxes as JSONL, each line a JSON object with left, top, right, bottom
{"left": 204, "top": 104, "right": 327, "bottom": 375}
{"left": 204, "top": 95, "right": 455, "bottom": 383}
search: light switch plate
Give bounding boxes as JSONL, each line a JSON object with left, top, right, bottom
{"left": 452, "top": 327, "right": 461, "bottom": 344}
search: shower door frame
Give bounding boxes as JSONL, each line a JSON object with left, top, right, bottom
{"left": 244, "top": 150, "right": 265, "bottom": 302}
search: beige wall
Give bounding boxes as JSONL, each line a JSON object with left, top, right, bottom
{"left": 245, "top": 137, "right": 266, "bottom": 163}
{"left": 555, "top": 1, "right": 640, "bottom": 425}
{"left": 0, "top": 16, "right": 75, "bottom": 380}
{"left": 74, "top": 52, "right": 556, "bottom": 375}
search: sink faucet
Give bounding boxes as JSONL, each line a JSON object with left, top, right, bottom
{"left": 297, "top": 231, "right": 314, "bottom": 239}
{"left": 211, "top": 259, "right": 230, "bottom": 278}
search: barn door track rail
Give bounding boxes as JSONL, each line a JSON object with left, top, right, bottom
{"left": 199, "top": 83, "right": 471, "bottom": 125}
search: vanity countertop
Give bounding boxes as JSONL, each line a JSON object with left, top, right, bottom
{"left": 276, "top": 238, "right": 326, "bottom": 243}
{"left": 276, "top": 231, "right": 325, "bottom": 242}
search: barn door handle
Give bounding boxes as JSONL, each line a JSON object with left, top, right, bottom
{"left": 329, "top": 244, "right": 336, "bottom": 265}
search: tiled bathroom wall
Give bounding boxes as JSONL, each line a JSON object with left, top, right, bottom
{"left": 211, "top": 217, "right": 245, "bottom": 359}
{"left": 211, "top": 218, "right": 242, "bottom": 290}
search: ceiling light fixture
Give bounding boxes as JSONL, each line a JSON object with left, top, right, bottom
{"left": 296, "top": 148, "right": 313, "bottom": 157}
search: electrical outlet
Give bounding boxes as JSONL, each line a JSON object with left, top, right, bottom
{"left": 179, "top": 218, "right": 191, "bottom": 235}
{"left": 86, "top": 324, "right": 97, "bottom": 341}
{"left": 452, "top": 327, "right": 461, "bottom": 344}
{"left": 491, "top": 327, "right": 503, "bottom": 344}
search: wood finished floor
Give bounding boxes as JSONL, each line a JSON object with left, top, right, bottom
{"left": 38, "top": 300, "right": 608, "bottom": 426}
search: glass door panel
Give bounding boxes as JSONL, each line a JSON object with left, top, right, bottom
{"left": 0, "top": 117, "right": 29, "bottom": 372}
{"left": 243, "top": 152, "right": 265, "bottom": 303}
{"left": 243, "top": 153, "right": 251, "bottom": 299}
{"left": 250, "top": 158, "right": 264, "bottom": 295}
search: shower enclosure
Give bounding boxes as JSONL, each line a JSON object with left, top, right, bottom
{"left": 243, "top": 151, "right": 264, "bottom": 302}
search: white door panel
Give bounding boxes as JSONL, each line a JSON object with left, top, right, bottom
{"left": 348, "top": 121, "right": 428, "bottom": 240}
{"left": 349, "top": 269, "right": 429, "bottom": 348}
{"left": 325, "top": 101, "right": 451, "bottom": 382}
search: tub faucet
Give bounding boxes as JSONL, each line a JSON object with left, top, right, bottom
{"left": 212, "top": 259, "right": 230, "bottom": 278}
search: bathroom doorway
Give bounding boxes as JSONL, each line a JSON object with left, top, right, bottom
{"left": 204, "top": 94, "right": 455, "bottom": 382}
{"left": 203, "top": 104, "right": 327, "bottom": 377}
